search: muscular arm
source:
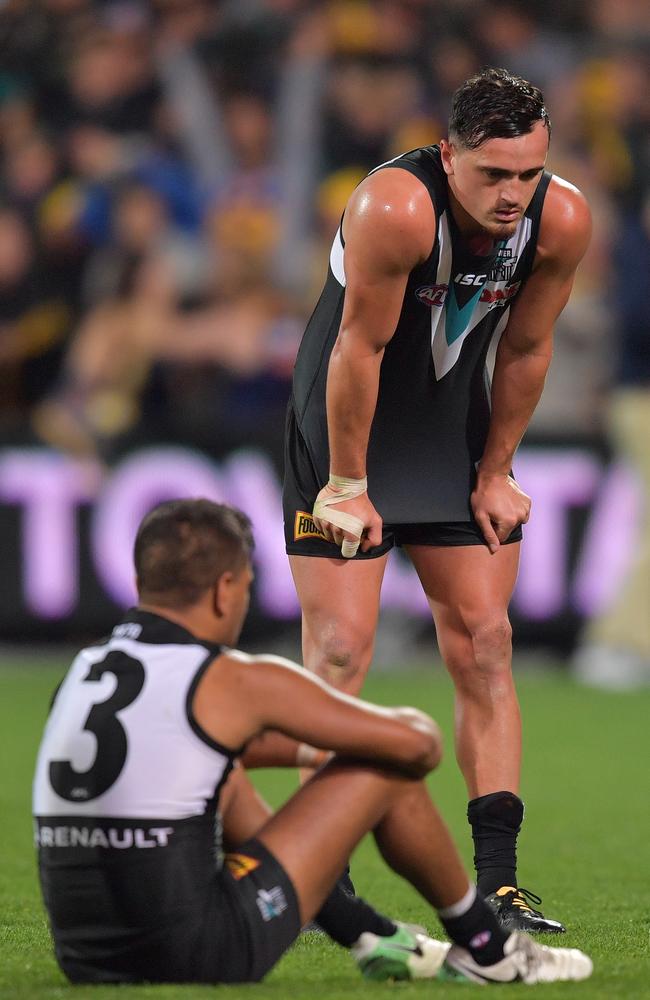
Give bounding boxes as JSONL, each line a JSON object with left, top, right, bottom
{"left": 193, "top": 650, "right": 441, "bottom": 780}
{"left": 327, "top": 170, "right": 433, "bottom": 475}
{"left": 473, "top": 179, "right": 592, "bottom": 550}
{"left": 313, "top": 169, "right": 435, "bottom": 551}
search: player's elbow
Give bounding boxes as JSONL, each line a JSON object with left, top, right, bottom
{"left": 500, "top": 328, "right": 553, "bottom": 365}
{"left": 333, "top": 323, "right": 389, "bottom": 359}
{"left": 394, "top": 707, "right": 443, "bottom": 775}
{"left": 407, "top": 727, "right": 443, "bottom": 778}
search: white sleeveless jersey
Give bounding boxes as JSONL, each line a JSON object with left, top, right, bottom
{"left": 33, "top": 617, "right": 232, "bottom": 824}
{"left": 32, "top": 609, "right": 238, "bottom": 898}
{"left": 32, "top": 611, "right": 248, "bottom": 979}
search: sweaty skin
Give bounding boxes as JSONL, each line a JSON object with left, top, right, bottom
{"left": 144, "top": 567, "right": 441, "bottom": 779}
{"left": 312, "top": 121, "right": 592, "bottom": 553}
{"left": 140, "top": 573, "right": 479, "bottom": 929}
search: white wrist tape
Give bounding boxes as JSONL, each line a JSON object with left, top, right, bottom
{"left": 313, "top": 474, "right": 367, "bottom": 558}
{"left": 296, "top": 742, "right": 319, "bottom": 768}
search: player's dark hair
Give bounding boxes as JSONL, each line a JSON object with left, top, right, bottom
{"left": 449, "top": 67, "right": 551, "bottom": 149}
{"left": 134, "top": 498, "right": 254, "bottom": 608}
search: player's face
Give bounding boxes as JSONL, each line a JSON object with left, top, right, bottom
{"left": 440, "top": 121, "right": 549, "bottom": 239}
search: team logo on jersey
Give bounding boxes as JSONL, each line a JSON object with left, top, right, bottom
{"left": 416, "top": 284, "right": 448, "bottom": 307}
{"left": 490, "top": 247, "right": 517, "bottom": 281}
{"left": 294, "top": 511, "right": 326, "bottom": 541}
{"left": 256, "top": 886, "right": 288, "bottom": 922}
{"left": 226, "top": 852, "right": 261, "bottom": 880}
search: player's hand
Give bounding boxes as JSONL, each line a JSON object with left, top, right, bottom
{"left": 471, "top": 472, "right": 531, "bottom": 554}
{"left": 312, "top": 483, "right": 383, "bottom": 555}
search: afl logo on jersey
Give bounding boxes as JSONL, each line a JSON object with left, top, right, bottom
{"left": 416, "top": 284, "right": 448, "bottom": 307}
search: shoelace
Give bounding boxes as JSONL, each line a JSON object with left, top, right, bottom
{"left": 509, "top": 887, "right": 544, "bottom": 914}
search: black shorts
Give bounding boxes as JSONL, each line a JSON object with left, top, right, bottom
{"left": 283, "top": 407, "right": 522, "bottom": 559}
{"left": 58, "top": 838, "right": 300, "bottom": 985}
{"left": 200, "top": 838, "right": 301, "bottom": 983}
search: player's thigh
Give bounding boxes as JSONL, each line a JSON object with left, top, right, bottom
{"left": 289, "top": 553, "right": 388, "bottom": 665}
{"left": 406, "top": 542, "right": 520, "bottom": 630}
{"left": 201, "top": 841, "right": 302, "bottom": 983}
{"left": 255, "top": 760, "right": 411, "bottom": 925}
{"left": 221, "top": 765, "right": 272, "bottom": 848}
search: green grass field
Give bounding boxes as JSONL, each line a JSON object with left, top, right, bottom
{"left": 1, "top": 659, "right": 648, "bottom": 999}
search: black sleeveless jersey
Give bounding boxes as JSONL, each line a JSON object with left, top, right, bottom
{"left": 290, "top": 145, "right": 551, "bottom": 522}
{"left": 32, "top": 610, "right": 236, "bottom": 973}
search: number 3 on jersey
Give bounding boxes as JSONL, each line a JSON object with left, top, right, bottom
{"left": 49, "top": 652, "right": 145, "bottom": 802}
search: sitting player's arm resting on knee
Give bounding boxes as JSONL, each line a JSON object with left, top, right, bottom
{"left": 193, "top": 651, "right": 441, "bottom": 779}
{"left": 240, "top": 730, "right": 331, "bottom": 769}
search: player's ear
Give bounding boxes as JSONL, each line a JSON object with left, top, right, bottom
{"left": 439, "top": 139, "right": 455, "bottom": 176}
{"left": 212, "top": 571, "right": 234, "bottom": 618}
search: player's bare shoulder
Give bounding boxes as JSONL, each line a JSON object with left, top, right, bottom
{"left": 536, "top": 175, "right": 592, "bottom": 271}
{"left": 343, "top": 166, "right": 436, "bottom": 274}
{"left": 204, "top": 647, "right": 319, "bottom": 698}
{"left": 191, "top": 648, "right": 302, "bottom": 749}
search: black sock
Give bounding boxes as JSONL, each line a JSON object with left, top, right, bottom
{"left": 439, "top": 888, "right": 509, "bottom": 966}
{"left": 467, "top": 791, "right": 524, "bottom": 896}
{"left": 315, "top": 874, "right": 396, "bottom": 947}
{"left": 338, "top": 864, "right": 355, "bottom": 897}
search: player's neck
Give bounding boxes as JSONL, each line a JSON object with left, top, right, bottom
{"left": 447, "top": 188, "right": 496, "bottom": 256}
{"left": 137, "top": 601, "right": 229, "bottom": 646}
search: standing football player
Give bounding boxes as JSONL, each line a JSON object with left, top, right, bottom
{"left": 283, "top": 68, "right": 591, "bottom": 931}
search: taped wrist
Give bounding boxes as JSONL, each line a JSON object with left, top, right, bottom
{"left": 312, "top": 475, "right": 367, "bottom": 559}
{"left": 296, "top": 742, "right": 320, "bottom": 768}
{"left": 328, "top": 475, "right": 367, "bottom": 492}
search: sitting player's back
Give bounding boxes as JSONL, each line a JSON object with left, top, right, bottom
{"left": 33, "top": 612, "right": 237, "bottom": 983}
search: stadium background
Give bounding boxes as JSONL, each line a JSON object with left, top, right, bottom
{"left": 0, "top": 0, "right": 647, "bottom": 658}
{"left": 1, "top": 4, "right": 649, "bottom": 998}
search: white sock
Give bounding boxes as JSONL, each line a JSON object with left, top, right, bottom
{"left": 437, "top": 884, "right": 477, "bottom": 920}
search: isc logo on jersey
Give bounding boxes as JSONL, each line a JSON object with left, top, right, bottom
{"left": 454, "top": 272, "right": 488, "bottom": 286}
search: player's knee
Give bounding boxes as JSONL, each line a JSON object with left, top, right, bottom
{"left": 469, "top": 615, "right": 513, "bottom": 673}
{"left": 310, "top": 629, "right": 373, "bottom": 690}
{"left": 420, "top": 722, "right": 443, "bottom": 772}
{"left": 445, "top": 615, "right": 512, "bottom": 689}
{"left": 394, "top": 708, "right": 443, "bottom": 773}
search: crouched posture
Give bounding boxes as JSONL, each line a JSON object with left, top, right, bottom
{"left": 284, "top": 67, "right": 592, "bottom": 931}
{"left": 33, "top": 499, "right": 591, "bottom": 985}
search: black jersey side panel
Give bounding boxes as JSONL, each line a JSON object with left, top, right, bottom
{"left": 291, "top": 266, "right": 344, "bottom": 483}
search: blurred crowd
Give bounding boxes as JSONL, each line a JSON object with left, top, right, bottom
{"left": 0, "top": 0, "right": 648, "bottom": 463}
